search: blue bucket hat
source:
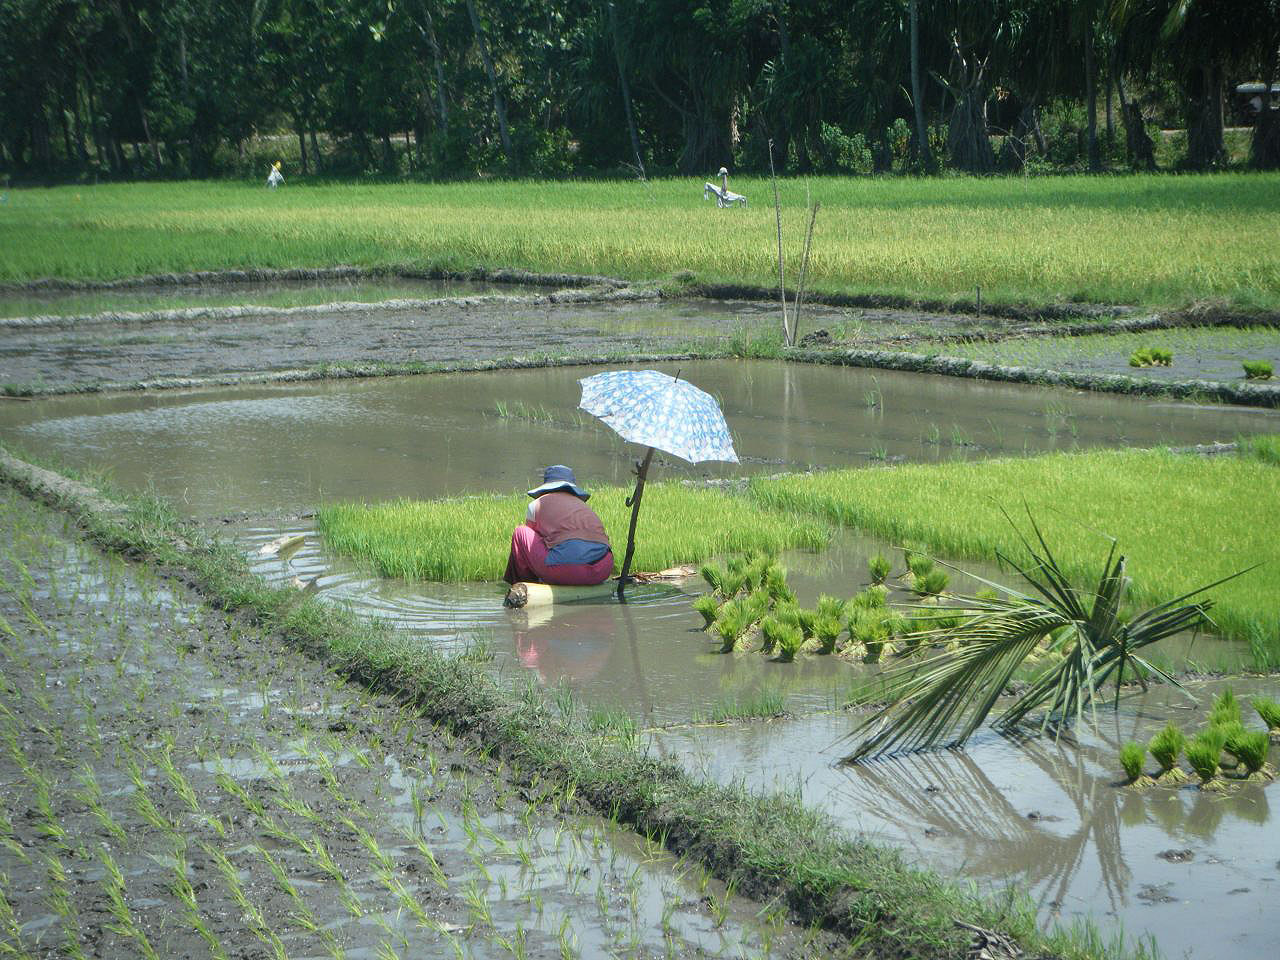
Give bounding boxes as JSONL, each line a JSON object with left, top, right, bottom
{"left": 527, "top": 464, "right": 591, "bottom": 500}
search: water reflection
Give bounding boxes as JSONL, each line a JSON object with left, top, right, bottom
{"left": 653, "top": 680, "right": 1280, "bottom": 959}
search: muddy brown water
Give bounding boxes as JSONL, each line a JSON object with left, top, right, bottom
{"left": 2, "top": 360, "right": 1275, "bottom": 516}
{"left": 652, "top": 678, "right": 1280, "bottom": 960}
{"left": 4, "top": 357, "right": 1275, "bottom": 957}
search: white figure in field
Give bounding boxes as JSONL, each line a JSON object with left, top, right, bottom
{"left": 266, "top": 161, "right": 284, "bottom": 188}
{"left": 703, "top": 166, "right": 746, "bottom": 207}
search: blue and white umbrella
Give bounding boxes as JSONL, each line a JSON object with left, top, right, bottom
{"left": 578, "top": 370, "right": 739, "bottom": 597}
{"left": 579, "top": 370, "right": 739, "bottom": 464}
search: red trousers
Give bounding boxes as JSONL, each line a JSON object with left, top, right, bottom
{"left": 503, "top": 525, "right": 614, "bottom": 586}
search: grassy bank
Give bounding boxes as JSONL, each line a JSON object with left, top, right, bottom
{"left": 0, "top": 444, "right": 1150, "bottom": 960}
{"left": 749, "top": 446, "right": 1280, "bottom": 650}
{"left": 3, "top": 174, "right": 1279, "bottom": 309}
{"left": 317, "top": 483, "right": 830, "bottom": 581}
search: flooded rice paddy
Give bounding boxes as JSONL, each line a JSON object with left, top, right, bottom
{"left": 0, "top": 488, "right": 829, "bottom": 959}
{"left": 653, "top": 679, "right": 1280, "bottom": 960}
{"left": 2, "top": 360, "right": 1274, "bottom": 516}
{"left": 5, "top": 354, "right": 1278, "bottom": 958}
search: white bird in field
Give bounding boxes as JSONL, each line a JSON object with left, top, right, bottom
{"left": 703, "top": 166, "right": 747, "bottom": 207}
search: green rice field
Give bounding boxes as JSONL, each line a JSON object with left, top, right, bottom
{"left": 316, "top": 483, "right": 830, "bottom": 582}
{"left": 3, "top": 174, "right": 1279, "bottom": 309}
{"left": 748, "top": 446, "right": 1280, "bottom": 647}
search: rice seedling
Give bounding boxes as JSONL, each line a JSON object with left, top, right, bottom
{"left": 749, "top": 449, "right": 1280, "bottom": 648}
{"left": 842, "top": 512, "right": 1239, "bottom": 761}
{"left": 202, "top": 844, "right": 289, "bottom": 960}
{"left": 98, "top": 848, "right": 161, "bottom": 960}
{"left": 1147, "top": 723, "right": 1188, "bottom": 782}
{"left": 319, "top": 485, "right": 828, "bottom": 581}
{"left": 712, "top": 597, "right": 751, "bottom": 653}
{"left": 41, "top": 854, "right": 87, "bottom": 960}
{"left": 696, "top": 689, "right": 787, "bottom": 723}
{"left": 762, "top": 563, "right": 795, "bottom": 604}
{"left": 1242, "top": 359, "right": 1273, "bottom": 379}
{"left": 1209, "top": 688, "right": 1242, "bottom": 727}
{"left": 74, "top": 766, "right": 128, "bottom": 845}
{"left": 1252, "top": 696, "right": 1280, "bottom": 733}
{"left": 1128, "top": 346, "right": 1173, "bottom": 368}
{"left": 1185, "top": 739, "right": 1223, "bottom": 787}
{"left": 905, "top": 550, "right": 934, "bottom": 581}
{"left": 1118, "top": 742, "right": 1148, "bottom": 785}
{"left": 913, "top": 569, "right": 950, "bottom": 598}
{"left": 699, "top": 562, "right": 724, "bottom": 595}
{"left": 692, "top": 593, "right": 720, "bottom": 629}
{"left": 0, "top": 876, "right": 29, "bottom": 958}
{"left": 850, "top": 585, "right": 889, "bottom": 611}
{"left": 867, "top": 554, "right": 891, "bottom": 585}
{"left": 1234, "top": 731, "right": 1272, "bottom": 779}
{"left": 774, "top": 621, "right": 805, "bottom": 663}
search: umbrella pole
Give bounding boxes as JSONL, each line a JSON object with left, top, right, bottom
{"left": 616, "top": 446, "right": 654, "bottom": 600}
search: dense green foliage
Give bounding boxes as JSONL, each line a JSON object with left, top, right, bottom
{"left": 316, "top": 483, "right": 829, "bottom": 581}
{"left": 5, "top": 175, "right": 1280, "bottom": 308}
{"left": 3, "top": 1, "right": 1278, "bottom": 181}
{"left": 749, "top": 449, "right": 1280, "bottom": 646}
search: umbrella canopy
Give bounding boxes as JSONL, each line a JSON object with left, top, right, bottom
{"left": 578, "top": 370, "right": 738, "bottom": 598}
{"left": 578, "top": 370, "right": 738, "bottom": 464}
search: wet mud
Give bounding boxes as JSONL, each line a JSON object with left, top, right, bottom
{"left": 2, "top": 360, "right": 1274, "bottom": 518}
{"left": 0, "top": 487, "right": 839, "bottom": 959}
{"left": 652, "top": 678, "right": 1280, "bottom": 960}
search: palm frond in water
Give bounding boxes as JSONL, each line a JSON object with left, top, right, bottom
{"left": 844, "top": 511, "right": 1255, "bottom": 763}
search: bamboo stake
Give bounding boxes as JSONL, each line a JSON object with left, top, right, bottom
{"left": 616, "top": 446, "right": 655, "bottom": 600}
{"left": 792, "top": 201, "right": 821, "bottom": 343}
{"left": 768, "top": 140, "right": 790, "bottom": 346}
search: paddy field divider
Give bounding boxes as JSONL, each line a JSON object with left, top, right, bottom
{"left": 0, "top": 442, "right": 1141, "bottom": 960}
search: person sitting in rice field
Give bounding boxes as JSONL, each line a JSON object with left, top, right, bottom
{"left": 503, "top": 465, "right": 614, "bottom": 587}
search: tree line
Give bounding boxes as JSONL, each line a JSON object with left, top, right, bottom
{"left": 2, "top": 0, "right": 1278, "bottom": 182}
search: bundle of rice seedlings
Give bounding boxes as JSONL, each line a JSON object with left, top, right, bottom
{"left": 693, "top": 593, "right": 720, "bottom": 629}
{"left": 913, "top": 569, "right": 949, "bottom": 597}
{"left": 699, "top": 562, "right": 725, "bottom": 595}
{"left": 852, "top": 609, "right": 898, "bottom": 664}
{"left": 1233, "top": 731, "right": 1273, "bottom": 780}
{"left": 975, "top": 587, "right": 1001, "bottom": 602}
{"left": 1119, "top": 742, "right": 1152, "bottom": 787}
{"left": 1209, "top": 688, "right": 1242, "bottom": 727}
{"left": 814, "top": 614, "right": 843, "bottom": 654}
{"left": 794, "top": 608, "right": 818, "bottom": 641}
{"left": 1242, "top": 359, "right": 1273, "bottom": 380}
{"left": 1215, "top": 719, "right": 1248, "bottom": 768}
{"left": 713, "top": 599, "right": 749, "bottom": 653}
{"left": 743, "top": 589, "right": 771, "bottom": 628}
{"left": 1251, "top": 697, "right": 1280, "bottom": 740}
{"left": 816, "top": 595, "right": 847, "bottom": 622}
{"left": 1187, "top": 730, "right": 1226, "bottom": 788}
{"left": 849, "top": 583, "right": 890, "bottom": 611}
{"left": 868, "top": 554, "right": 891, "bottom": 585}
{"left": 905, "top": 551, "right": 934, "bottom": 582}
{"left": 775, "top": 622, "right": 804, "bottom": 662}
{"left": 759, "top": 616, "right": 786, "bottom": 655}
{"left": 1185, "top": 741, "right": 1221, "bottom": 787}
{"left": 763, "top": 564, "right": 795, "bottom": 604}
{"left": 1148, "top": 723, "right": 1187, "bottom": 782}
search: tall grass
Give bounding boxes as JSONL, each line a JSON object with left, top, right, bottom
{"left": 317, "top": 482, "right": 829, "bottom": 581}
{"left": 4, "top": 175, "right": 1280, "bottom": 308}
{"left": 749, "top": 449, "right": 1280, "bottom": 646}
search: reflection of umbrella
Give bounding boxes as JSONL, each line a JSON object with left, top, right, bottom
{"left": 579, "top": 370, "right": 739, "bottom": 599}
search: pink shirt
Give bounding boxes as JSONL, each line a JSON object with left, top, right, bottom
{"left": 526, "top": 492, "right": 610, "bottom": 549}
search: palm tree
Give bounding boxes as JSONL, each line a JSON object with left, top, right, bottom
{"left": 844, "top": 513, "right": 1252, "bottom": 762}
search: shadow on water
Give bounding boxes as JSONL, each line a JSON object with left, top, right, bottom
{"left": 652, "top": 678, "right": 1280, "bottom": 960}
